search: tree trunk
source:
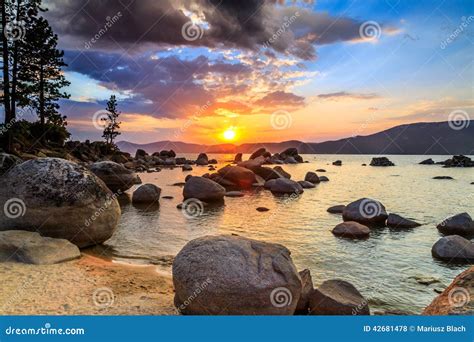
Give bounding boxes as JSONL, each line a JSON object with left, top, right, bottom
{"left": 10, "top": 0, "right": 21, "bottom": 121}
{"left": 39, "top": 62, "right": 44, "bottom": 125}
{"left": 1, "top": 0, "right": 11, "bottom": 123}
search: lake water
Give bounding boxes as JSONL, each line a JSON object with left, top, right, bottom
{"left": 92, "top": 154, "right": 474, "bottom": 314}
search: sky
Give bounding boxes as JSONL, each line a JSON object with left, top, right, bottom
{"left": 32, "top": 0, "right": 474, "bottom": 144}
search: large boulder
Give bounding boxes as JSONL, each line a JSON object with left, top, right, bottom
{"left": 423, "top": 267, "right": 473, "bottom": 315}
{"left": 173, "top": 235, "right": 302, "bottom": 315}
{"left": 309, "top": 279, "right": 369, "bottom": 315}
{"left": 196, "top": 153, "right": 209, "bottom": 166}
{"left": 298, "top": 181, "right": 316, "bottom": 189}
{"left": 441, "top": 155, "right": 474, "bottom": 168}
{"left": 183, "top": 176, "right": 226, "bottom": 202}
{"left": 0, "top": 158, "right": 121, "bottom": 248}
{"left": 0, "top": 230, "right": 80, "bottom": 264}
{"left": 270, "top": 178, "right": 304, "bottom": 195}
{"left": 304, "top": 172, "right": 320, "bottom": 184}
{"left": 248, "top": 166, "right": 282, "bottom": 181}
{"left": 431, "top": 235, "right": 474, "bottom": 263}
{"left": 273, "top": 166, "right": 291, "bottom": 179}
{"left": 90, "top": 161, "right": 140, "bottom": 192}
{"left": 386, "top": 213, "right": 421, "bottom": 229}
{"left": 238, "top": 156, "right": 265, "bottom": 169}
{"left": 370, "top": 157, "right": 395, "bottom": 167}
{"left": 0, "top": 153, "right": 22, "bottom": 176}
{"left": 342, "top": 198, "right": 388, "bottom": 225}
{"left": 132, "top": 184, "right": 161, "bottom": 204}
{"left": 234, "top": 153, "right": 243, "bottom": 163}
{"left": 332, "top": 222, "right": 370, "bottom": 239}
{"left": 249, "top": 148, "right": 267, "bottom": 160}
{"left": 419, "top": 158, "right": 435, "bottom": 165}
{"left": 437, "top": 213, "right": 474, "bottom": 237}
{"left": 217, "top": 165, "right": 256, "bottom": 188}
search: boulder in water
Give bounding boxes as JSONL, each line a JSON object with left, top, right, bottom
{"left": 332, "top": 160, "right": 342, "bottom": 166}
{"left": 370, "top": 157, "right": 395, "bottom": 167}
{"left": 298, "top": 180, "right": 316, "bottom": 189}
{"left": 273, "top": 166, "right": 291, "bottom": 179}
{"left": 304, "top": 172, "right": 320, "bottom": 184}
{"left": 0, "top": 158, "right": 121, "bottom": 248}
{"left": 419, "top": 158, "right": 435, "bottom": 165}
{"left": 309, "top": 279, "right": 369, "bottom": 315}
{"left": 332, "top": 222, "right": 370, "bottom": 239}
{"left": 183, "top": 176, "right": 226, "bottom": 202}
{"left": 342, "top": 198, "right": 388, "bottom": 225}
{"left": 431, "top": 235, "right": 474, "bottom": 263}
{"left": 318, "top": 176, "right": 329, "bottom": 182}
{"left": 327, "top": 205, "right": 345, "bottom": 214}
{"left": 386, "top": 213, "right": 421, "bottom": 228}
{"left": 172, "top": 235, "right": 302, "bottom": 315}
{"left": 270, "top": 178, "right": 304, "bottom": 195}
{"left": 217, "top": 165, "right": 256, "bottom": 188}
{"left": 132, "top": 184, "right": 161, "bottom": 204}
{"left": 437, "top": 213, "right": 474, "bottom": 237}
{"left": 196, "top": 153, "right": 209, "bottom": 166}
{"left": 234, "top": 153, "right": 242, "bottom": 163}
{"left": 90, "top": 161, "right": 139, "bottom": 192}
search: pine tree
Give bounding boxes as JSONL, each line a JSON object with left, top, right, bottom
{"left": 19, "top": 14, "right": 70, "bottom": 126}
{"left": 102, "top": 95, "right": 121, "bottom": 151}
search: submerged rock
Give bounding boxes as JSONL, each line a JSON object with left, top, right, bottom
{"left": 342, "top": 198, "right": 388, "bottom": 225}
{"left": 370, "top": 157, "right": 395, "bottom": 167}
{"left": 90, "top": 161, "right": 139, "bottom": 192}
{"left": 318, "top": 176, "right": 329, "bottom": 182}
{"left": 264, "top": 179, "right": 276, "bottom": 189}
{"left": 183, "top": 176, "right": 226, "bottom": 202}
{"left": 386, "top": 213, "right": 421, "bottom": 228}
{"left": 248, "top": 166, "right": 282, "bottom": 181}
{"left": 0, "top": 158, "right": 120, "bottom": 248}
{"left": 172, "top": 235, "right": 302, "bottom": 315}
{"left": 298, "top": 180, "right": 316, "bottom": 189}
{"left": 423, "top": 266, "right": 473, "bottom": 315}
{"left": 419, "top": 158, "right": 435, "bottom": 165}
{"left": 309, "top": 279, "right": 369, "bottom": 315}
{"left": 441, "top": 155, "right": 474, "bottom": 168}
{"left": 195, "top": 153, "right": 209, "bottom": 166}
{"left": 433, "top": 176, "right": 454, "bottom": 180}
{"left": 304, "top": 172, "right": 320, "bottom": 184}
{"left": 332, "top": 160, "right": 342, "bottom": 166}
{"left": 273, "top": 166, "right": 291, "bottom": 179}
{"left": 0, "top": 230, "right": 81, "bottom": 264}
{"left": 256, "top": 207, "right": 270, "bottom": 212}
{"left": 132, "top": 184, "right": 161, "bottom": 204}
{"left": 316, "top": 169, "right": 326, "bottom": 172}
{"left": 431, "top": 235, "right": 474, "bottom": 263}
{"left": 270, "top": 178, "right": 304, "bottom": 195}
{"left": 327, "top": 205, "right": 346, "bottom": 214}
{"left": 332, "top": 222, "right": 370, "bottom": 239}
{"left": 437, "top": 213, "right": 474, "bottom": 237}
{"left": 225, "top": 191, "right": 244, "bottom": 197}
{"left": 182, "top": 164, "right": 193, "bottom": 171}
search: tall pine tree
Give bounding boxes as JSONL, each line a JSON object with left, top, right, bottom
{"left": 102, "top": 95, "right": 121, "bottom": 152}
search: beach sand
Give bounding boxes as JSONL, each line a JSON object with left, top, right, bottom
{"left": 0, "top": 254, "right": 177, "bottom": 315}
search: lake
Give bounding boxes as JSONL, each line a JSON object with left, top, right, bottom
{"left": 92, "top": 154, "right": 474, "bottom": 314}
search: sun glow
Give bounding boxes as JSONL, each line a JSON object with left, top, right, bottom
{"left": 222, "top": 127, "right": 237, "bottom": 141}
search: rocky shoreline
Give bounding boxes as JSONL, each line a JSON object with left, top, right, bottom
{"left": 0, "top": 146, "right": 472, "bottom": 315}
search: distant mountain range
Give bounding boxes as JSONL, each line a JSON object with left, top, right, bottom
{"left": 117, "top": 121, "right": 474, "bottom": 155}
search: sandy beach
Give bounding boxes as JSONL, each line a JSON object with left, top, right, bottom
{"left": 0, "top": 253, "right": 176, "bottom": 315}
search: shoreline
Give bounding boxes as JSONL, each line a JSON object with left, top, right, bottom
{"left": 0, "top": 253, "right": 176, "bottom": 315}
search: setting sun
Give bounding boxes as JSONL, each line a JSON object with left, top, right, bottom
{"left": 223, "top": 127, "right": 237, "bottom": 141}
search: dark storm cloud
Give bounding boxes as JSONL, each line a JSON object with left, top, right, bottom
{"left": 44, "top": 1, "right": 393, "bottom": 60}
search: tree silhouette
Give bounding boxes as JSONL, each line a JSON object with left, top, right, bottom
{"left": 102, "top": 95, "right": 121, "bottom": 151}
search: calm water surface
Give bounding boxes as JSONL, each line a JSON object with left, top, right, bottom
{"left": 97, "top": 154, "right": 474, "bottom": 314}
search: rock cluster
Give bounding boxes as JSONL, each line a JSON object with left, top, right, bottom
{"left": 370, "top": 157, "right": 395, "bottom": 167}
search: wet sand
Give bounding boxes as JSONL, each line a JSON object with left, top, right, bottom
{"left": 0, "top": 253, "right": 176, "bottom": 315}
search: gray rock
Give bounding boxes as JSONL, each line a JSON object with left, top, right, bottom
{"left": 248, "top": 166, "right": 282, "bottom": 181}
{"left": 431, "top": 235, "right": 474, "bottom": 262}
{"left": 304, "top": 172, "right": 320, "bottom": 184}
{"left": 132, "top": 184, "right": 161, "bottom": 204}
{"left": 295, "top": 269, "right": 314, "bottom": 314}
{"left": 0, "top": 230, "right": 80, "bottom": 264}
{"left": 370, "top": 157, "right": 395, "bottom": 167}
{"left": 0, "top": 158, "right": 120, "bottom": 248}
{"left": 273, "top": 166, "right": 291, "bottom": 179}
{"left": 298, "top": 180, "right": 316, "bottom": 189}
{"left": 342, "top": 198, "right": 388, "bottom": 225}
{"left": 90, "top": 161, "right": 139, "bottom": 192}
{"left": 196, "top": 153, "right": 209, "bottom": 166}
{"left": 318, "top": 176, "right": 329, "bottom": 182}
{"left": 234, "top": 153, "right": 242, "bottom": 163}
{"left": 327, "top": 205, "right": 346, "bottom": 214}
{"left": 172, "top": 235, "right": 302, "bottom": 315}
{"left": 332, "top": 221, "right": 370, "bottom": 239}
{"left": 217, "top": 165, "right": 256, "bottom": 188}
{"left": 264, "top": 179, "right": 276, "bottom": 189}
{"left": 420, "top": 158, "right": 435, "bottom": 165}
{"left": 386, "top": 213, "right": 421, "bottom": 228}
{"left": 249, "top": 148, "right": 267, "bottom": 160}
{"left": 183, "top": 176, "right": 226, "bottom": 202}
{"left": 332, "top": 160, "right": 342, "bottom": 166}
{"left": 437, "top": 213, "right": 474, "bottom": 237}
{"left": 182, "top": 164, "right": 193, "bottom": 171}
{"left": 309, "top": 279, "right": 369, "bottom": 315}
{"left": 270, "top": 178, "right": 304, "bottom": 195}
{"left": 284, "top": 156, "right": 297, "bottom": 164}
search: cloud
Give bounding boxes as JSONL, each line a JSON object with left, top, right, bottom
{"left": 316, "top": 91, "right": 381, "bottom": 100}
{"left": 254, "top": 90, "right": 305, "bottom": 108}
